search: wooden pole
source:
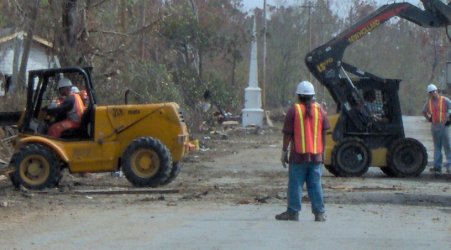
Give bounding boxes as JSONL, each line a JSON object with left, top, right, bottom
{"left": 262, "top": 0, "right": 267, "bottom": 110}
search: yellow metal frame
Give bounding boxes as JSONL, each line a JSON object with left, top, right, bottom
{"left": 15, "top": 102, "right": 189, "bottom": 173}
{"left": 324, "top": 114, "right": 388, "bottom": 167}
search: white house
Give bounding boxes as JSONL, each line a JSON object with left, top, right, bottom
{"left": 0, "top": 29, "right": 60, "bottom": 95}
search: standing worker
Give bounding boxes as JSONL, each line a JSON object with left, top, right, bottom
{"left": 422, "top": 83, "right": 451, "bottom": 174}
{"left": 276, "top": 81, "right": 330, "bottom": 222}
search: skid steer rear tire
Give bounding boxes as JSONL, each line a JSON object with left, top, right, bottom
{"left": 10, "top": 144, "right": 60, "bottom": 190}
{"left": 380, "top": 166, "right": 397, "bottom": 177}
{"left": 324, "top": 164, "right": 339, "bottom": 176}
{"left": 122, "top": 137, "right": 172, "bottom": 187}
{"left": 332, "top": 137, "right": 371, "bottom": 177}
{"left": 386, "top": 138, "right": 427, "bottom": 177}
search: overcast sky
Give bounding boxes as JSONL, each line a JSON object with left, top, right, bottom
{"left": 241, "top": 0, "right": 423, "bottom": 12}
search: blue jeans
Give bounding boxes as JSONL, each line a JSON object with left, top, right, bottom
{"left": 431, "top": 125, "right": 451, "bottom": 171}
{"left": 287, "top": 162, "right": 325, "bottom": 214}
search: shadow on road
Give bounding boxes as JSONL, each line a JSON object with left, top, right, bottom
{"left": 325, "top": 192, "right": 451, "bottom": 207}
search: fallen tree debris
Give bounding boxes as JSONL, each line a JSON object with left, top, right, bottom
{"left": 0, "top": 166, "right": 14, "bottom": 176}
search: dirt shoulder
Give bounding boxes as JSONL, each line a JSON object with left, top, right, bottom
{"left": 0, "top": 117, "right": 450, "bottom": 212}
{"left": 0, "top": 117, "right": 450, "bottom": 249}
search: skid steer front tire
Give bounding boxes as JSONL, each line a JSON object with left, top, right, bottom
{"left": 122, "top": 137, "right": 172, "bottom": 187}
{"left": 332, "top": 137, "right": 371, "bottom": 177}
{"left": 10, "top": 144, "right": 60, "bottom": 190}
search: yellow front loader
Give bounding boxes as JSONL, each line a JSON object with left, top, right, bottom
{"left": 9, "top": 67, "right": 189, "bottom": 190}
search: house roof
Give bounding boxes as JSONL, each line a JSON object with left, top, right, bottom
{"left": 0, "top": 30, "right": 53, "bottom": 48}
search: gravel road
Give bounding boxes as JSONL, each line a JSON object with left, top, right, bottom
{"left": 0, "top": 116, "right": 450, "bottom": 249}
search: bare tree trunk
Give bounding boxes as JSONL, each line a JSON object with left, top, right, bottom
{"left": 139, "top": 2, "right": 146, "bottom": 61}
{"left": 429, "top": 31, "right": 439, "bottom": 82}
{"left": 63, "top": 0, "right": 78, "bottom": 47}
{"left": 120, "top": 0, "right": 127, "bottom": 33}
{"left": 14, "top": 0, "right": 40, "bottom": 93}
{"left": 188, "top": 0, "right": 200, "bottom": 77}
{"left": 231, "top": 55, "right": 236, "bottom": 86}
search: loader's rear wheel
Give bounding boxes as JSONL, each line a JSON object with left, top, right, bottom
{"left": 161, "top": 162, "right": 182, "bottom": 185}
{"left": 122, "top": 137, "right": 172, "bottom": 187}
{"left": 386, "top": 138, "right": 427, "bottom": 177}
{"left": 10, "top": 144, "right": 60, "bottom": 190}
{"left": 332, "top": 137, "right": 371, "bottom": 177}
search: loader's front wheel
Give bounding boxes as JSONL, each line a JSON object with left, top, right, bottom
{"left": 332, "top": 137, "right": 371, "bottom": 177}
{"left": 122, "top": 137, "right": 172, "bottom": 187}
{"left": 161, "top": 162, "right": 182, "bottom": 185}
{"left": 386, "top": 138, "right": 427, "bottom": 177}
{"left": 10, "top": 144, "right": 60, "bottom": 190}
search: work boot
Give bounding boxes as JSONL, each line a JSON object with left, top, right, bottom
{"left": 275, "top": 211, "right": 299, "bottom": 221}
{"left": 429, "top": 168, "right": 442, "bottom": 175}
{"left": 314, "top": 213, "right": 326, "bottom": 222}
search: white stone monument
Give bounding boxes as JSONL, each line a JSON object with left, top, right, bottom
{"left": 242, "top": 15, "right": 264, "bottom": 127}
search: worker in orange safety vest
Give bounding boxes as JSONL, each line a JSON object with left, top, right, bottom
{"left": 71, "top": 86, "right": 88, "bottom": 110}
{"left": 275, "top": 80, "right": 330, "bottom": 222}
{"left": 46, "top": 78, "right": 85, "bottom": 137}
{"left": 422, "top": 83, "right": 451, "bottom": 175}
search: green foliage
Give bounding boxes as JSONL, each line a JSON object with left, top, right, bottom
{"left": 203, "top": 71, "right": 240, "bottom": 112}
{"left": 93, "top": 62, "right": 182, "bottom": 106}
{"left": 130, "top": 63, "right": 183, "bottom": 104}
{"left": 0, "top": 93, "right": 27, "bottom": 112}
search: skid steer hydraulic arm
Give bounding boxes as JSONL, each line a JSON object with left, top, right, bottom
{"left": 305, "top": 0, "right": 451, "bottom": 131}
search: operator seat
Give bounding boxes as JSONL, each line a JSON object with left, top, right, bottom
{"left": 60, "top": 107, "right": 93, "bottom": 139}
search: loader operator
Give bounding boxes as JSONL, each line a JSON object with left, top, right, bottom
{"left": 46, "top": 78, "right": 84, "bottom": 137}
{"left": 422, "top": 83, "right": 451, "bottom": 175}
{"left": 363, "top": 90, "right": 384, "bottom": 119}
{"left": 276, "top": 80, "right": 329, "bottom": 222}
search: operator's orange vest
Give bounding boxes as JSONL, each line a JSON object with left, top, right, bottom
{"left": 68, "top": 93, "right": 85, "bottom": 123}
{"left": 428, "top": 96, "right": 446, "bottom": 124}
{"left": 293, "top": 102, "right": 323, "bottom": 154}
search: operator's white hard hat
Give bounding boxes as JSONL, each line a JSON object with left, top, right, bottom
{"left": 427, "top": 83, "right": 438, "bottom": 93}
{"left": 58, "top": 78, "right": 72, "bottom": 89}
{"left": 71, "top": 86, "right": 80, "bottom": 93}
{"left": 296, "top": 80, "right": 315, "bottom": 95}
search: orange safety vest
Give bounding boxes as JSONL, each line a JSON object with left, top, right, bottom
{"left": 80, "top": 90, "right": 88, "bottom": 107}
{"left": 67, "top": 93, "right": 85, "bottom": 123}
{"left": 293, "top": 102, "right": 323, "bottom": 154}
{"left": 428, "top": 96, "right": 446, "bottom": 124}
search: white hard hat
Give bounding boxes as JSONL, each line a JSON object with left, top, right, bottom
{"left": 296, "top": 80, "right": 315, "bottom": 95}
{"left": 71, "top": 86, "right": 80, "bottom": 93}
{"left": 427, "top": 84, "right": 438, "bottom": 93}
{"left": 58, "top": 78, "right": 72, "bottom": 89}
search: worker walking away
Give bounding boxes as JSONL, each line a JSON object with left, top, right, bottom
{"left": 276, "top": 81, "right": 330, "bottom": 222}
{"left": 46, "top": 78, "right": 84, "bottom": 137}
{"left": 422, "top": 83, "right": 451, "bottom": 175}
